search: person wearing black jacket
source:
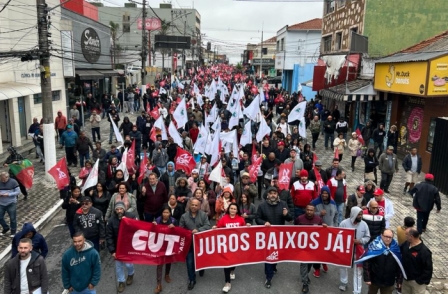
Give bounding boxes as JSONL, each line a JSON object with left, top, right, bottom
{"left": 372, "top": 124, "right": 385, "bottom": 158}
{"left": 323, "top": 115, "right": 336, "bottom": 149}
{"left": 308, "top": 160, "right": 328, "bottom": 184}
{"left": 361, "top": 121, "right": 373, "bottom": 155}
{"left": 256, "top": 186, "right": 293, "bottom": 289}
{"left": 408, "top": 173, "right": 441, "bottom": 234}
{"left": 362, "top": 200, "right": 385, "bottom": 244}
{"left": 108, "top": 107, "right": 120, "bottom": 144}
{"left": 119, "top": 117, "right": 133, "bottom": 138}
{"left": 106, "top": 201, "right": 138, "bottom": 292}
{"left": 261, "top": 153, "right": 281, "bottom": 176}
{"left": 262, "top": 176, "right": 294, "bottom": 214}
{"left": 61, "top": 186, "right": 83, "bottom": 237}
{"left": 364, "top": 148, "right": 378, "bottom": 184}
{"left": 142, "top": 116, "right": 153, "bottom": 151}
{"left": 73, "top": 196, "right": 105, "bottom": 252}
{"left": 362, "top": 230, "right": 403, "bottom": 293}
{"left": 300, "top": 144, "right": 314, "bottom": 171}
{"left": 75, "top": 131, "right": 94, "bottom": 168}
{"left": 402, "top": 147, "right": 422, "bottom": 193}
{"left": 129, "top": 125, "right": 142, "bottom": 158}
{"left": 274, "top": 141, "right": 290, "bottom": 163}
{"left": 386, "top": 125, "right": 398, "bottom": 154}
{"left": 401, "top": 228, "right": 433, "bottom": 293}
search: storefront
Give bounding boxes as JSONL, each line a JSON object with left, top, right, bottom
{"left": 61, "top": 8, "right": 119, "bottom": 112}
{"left": 374, "top": 52, "right": 448, "bottom": 172}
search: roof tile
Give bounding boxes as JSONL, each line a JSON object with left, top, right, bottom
{"left": 288, "top": 18, "right": 322, "bottom": 31}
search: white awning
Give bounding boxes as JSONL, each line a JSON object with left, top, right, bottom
{"left": 0, "top": 82, "right": 41, "bottom": 101}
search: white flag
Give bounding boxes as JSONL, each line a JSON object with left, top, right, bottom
{"left": 240, "top": 120, "right": 252, "bottom": 146}
{"left": 168, "top": 121, "right": 184, "bottom": 147}
{"left": 212, "top": 117, "right": 221, "bottom": 133}
{"left": 243, "top": 95, "right": 260, "bottom": 121}
{"left": 193, "top": 83, "right": 201, "bottom": 95}
{"left": 193, "top": 124, "right": 209, "bottom": 154}
{"left": 159, "top": 87, "right": 167, "bottom": 95}
{"left": 117, "top": 148, "right": 129, "bottom": 181}
{"left": 173, "top": 98, "right": 188, "bottom": 128}
{"left": 81, "top": 159, "right": 99, "bottom": 193}
{"left": 205, "top": 103, "right": 217, "bottom": 124}
{"left": 220, "top": 130, "right": 236, "bottom": 144}
{"left": 109, "top": 114, "right": 124, "bottom": 145}
{"left": 209, "top": 132, "right": 221, "bottom": 166}
{"left": 227, "top": 98, "right": 241, "bottom": 130}
{"left": 256, "top": 116, "right": 271, "bottom": 142}
{"left": 176, "top": 76, "right": 185, "bottom": 90}
{"left": 209, "top": 161, "right": 224, "bottom": 186}
{"left": 288, "top": 101, "right": 307, "bottom": 123}
{"left": 154, "top": 116, "right": 167, "bottom": 140}
{"left": 298, "top": 117, "right": 307, "bottom": 139}
{"left": 196, "top": 94, "right": 204, "bottom": 107}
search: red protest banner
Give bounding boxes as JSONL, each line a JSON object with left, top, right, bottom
{"left": 47, "top": 157, "right": 70, "bottom": 190}
{"left": 355, "top": 128, "right": 365, "bottom": 146}
{"left": 194, "top": 225, "right": 355, "bottom": 270}
{"left": 116, "top": 218, "right": 192, "bottom": 265}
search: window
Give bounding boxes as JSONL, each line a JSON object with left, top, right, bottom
{"left": 335, "top": 32, "right": 342, "bottom": 50}
{"left": 122, "top": 14, "right": 130, "bottom": 33}
{"left": 325, "top": 0, "right": 335, "bottom": 14}
{"left": 276, "top": 40, "right": 279, "bottom": 52}
{"left": 337, "top": 0, "right": 346, "bottom": 9}
{"left": 322, "top": 35, "right": 332, "bottom": 53}
{"left": 33, "top": 91, "right": 61, "bottom": 104}
{"left": 280, "top": 38, "right": 284, "bottom": 51}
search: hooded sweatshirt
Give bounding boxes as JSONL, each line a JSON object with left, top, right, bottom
{"left": 339, "top": 206, "right": 371, "bottom": 245}
{"left": 310, "top": 186, "right": 338, "bottom": 226}
{"left": 11, "top": 223, "right": 48, "bottom": 258}
{"left": 62, "top": 240, "right": 101, "bottom": 292}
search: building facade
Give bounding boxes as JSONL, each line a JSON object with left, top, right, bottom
{"left": 274, "top": 18, "right": 322, "bottom": 96}
{"left": 245, "top": 36, "right": 277, "bottom": 77}
{"left": 0, "top": 0, "right": 67, "bottom": 154}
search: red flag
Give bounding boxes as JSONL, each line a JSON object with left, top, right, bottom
{"left": 150, "top": 127, "right": 157, "bottom": 142}
{"left": 278, "top": 162, "right": 293, "bottom": 190}
{"left": 175, "top": 147, "right": 196, "bottom": 175}
{"left": 169, "top": 102, "right": 176, "bottom": 115}
{"left": 334, "top": 147, "right": 339, "bottom": 159}
{"left": 127, "top": 139, "right": 137, "bottom": 175}
{"left": 47, "top": 157, "right": 70, "bottom": 190}
{"left": 356, "top": 128, "right": 365, "bottom": 146}
{"left": 248, "top": 156, "right": 262, "bottom": 183}
{"left": 150, "top": 105, "right": 160, "bottom": 120}
{"left": 251, "top": 143, "right": 257, "bottom": 163}
{"left": 137, "top": 151, "right": 148, "bottom": 185}
{"left": 314, "top": 165, "right": 324, "bottom": 196}
{"left": 313, "top": 152, "right": 319, "bottom": 164}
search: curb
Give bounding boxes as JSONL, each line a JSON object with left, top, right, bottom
{"left": 0, "top": 199, "right": 63, "bottom": 266}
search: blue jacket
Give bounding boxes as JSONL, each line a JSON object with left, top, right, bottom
{"left": 136, "top": 115, "right": 147, "bottom": 133}
{"left": 60, "top": 130, "right": 78, "bottom": 147}
{"left": 11, "top": 223, "right": 48, "bottom": 258}
{"left": 62, "top": 240, "right": 101, "bottom": 292}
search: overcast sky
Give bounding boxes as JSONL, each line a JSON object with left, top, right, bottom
{"left": 100, "top": 0, "right": 324, "bottom": 63}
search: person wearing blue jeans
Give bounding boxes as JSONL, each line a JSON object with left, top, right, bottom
{"left": 79, "top": 153, "right": 90, "bottom": 169}
{"left": 179, "top": 199, "right": 210, "bottom": 290}
{"left": 327, "top": 170, "right": 347, "bottom": 226}
{"left": 0, "top": 172, "right": 20, "bottom": 237}
{"left": 336, "top": 202, "right": 345, "bottom": 226}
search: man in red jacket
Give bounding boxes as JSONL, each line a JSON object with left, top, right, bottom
{"left": 189, "top": 123, "right": 200, "bottom": 144}
{"left": 327, "top": 170, "right": 347, "bottom": 226}
{"left": 141, "top": 172, "right": 168, "bottom": 222}
{"left": 290, "top": 170, "right": 316, "bottom": 219}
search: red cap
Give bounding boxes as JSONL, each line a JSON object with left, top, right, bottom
{"left": 299, "top": 169, "right": 308, "bottom": 178}
{"left": 425, "top": 173, "right": 434, "bottom": 180}
{"left": 373, "top": 188, "right": 384, "bottom": 196}
{"left": 277, "top": 141, "right": 285, "bottom": 147}
{"left": 357, "top": 186, "right": 366, "bottom": 193}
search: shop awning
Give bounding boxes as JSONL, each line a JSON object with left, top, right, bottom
{"left": 76, "top": 70, "right": 104, "bottom": 80}
{"left": 0, "top": 82, "right": 41, "bottom": 101}
{"left": 375, "top": 51, "right": 447, "bottom": 63}
{"left": 97, "top": 69, "right": 120, "bottom": 77}
{"left": 319, "top": 79, "right": 387, "bottom": 102}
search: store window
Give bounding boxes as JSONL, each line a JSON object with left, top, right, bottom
{"left": 322, "top": 35, "right": 332, "bottom": 53}
{"left": 33, "top": 90, "right": 62, "bottom": 104}
{"left": 325, "top": 0, "right": 335, "bottom": 14}
{"left": 335, "top": 32, "right": 342, "bottom": 50}
{"left": 427, "top": 117, "right": 436, "bottom": 153}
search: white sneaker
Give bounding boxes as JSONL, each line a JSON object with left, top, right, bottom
{"left": 230, "top": 273, "right": 235, "bottom": 280}
{"left": 222, "top": 283, "right": 231, "bottom": 292}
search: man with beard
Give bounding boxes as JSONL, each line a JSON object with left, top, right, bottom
{"left": 338, "top": 207, "right": 370, "bottom": 293}
{"left": 4, "top": 238, "right": 48, "bottom": 294}
{"left": 256, "top": 187, "right": 292, "bottom": 289}
{"left": 262, "top": 175, "right": 294, "bottom": 214}
{"left": 295, "top": 204, "right": 326, "bottom": 293}
{"left": 291, "top": 170, "right": 316, "bottom": 219}
{"left": 234, "top": 172, "right": 257, "bottom": 203}
{"left": 106, "top": 202, "right": 138, "bottom": 292}
{"left": 73, "top": 196, "right": 105, "bottom": 252}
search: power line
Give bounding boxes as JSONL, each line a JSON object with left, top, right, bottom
{"left": 0, "top": 0, "right": 12, "bottom": 14}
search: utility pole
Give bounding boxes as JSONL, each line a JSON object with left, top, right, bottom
{"left": 182, "top": 19, "right": 186, "bottom": 76}
{"left": 141, "top": 0, "right": 147, "bottom": 93}
{"left": 259, "top": 22, "right": 264, "bottom": 80}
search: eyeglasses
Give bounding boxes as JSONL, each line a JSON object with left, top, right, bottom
{"left": 382, "top": 235, "right": 393, "bottom": 239}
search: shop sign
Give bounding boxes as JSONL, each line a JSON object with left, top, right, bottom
{"left": 374, "top": 62, "right": 427, "bottom": 95}
{"left": 81, "top": 28, "right": 101, "bottom": 64}
{"left": 252, "top": 58, "right": 275, "bottom": 66}
{"left": 427, "top": 55, "right": 448, "bottom": 96}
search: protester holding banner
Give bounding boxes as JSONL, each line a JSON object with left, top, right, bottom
{"left": 255, "top": 186, "right": 293, "bottom": 289}
{"left": 167, "top": 194, "right": 184, "bottom": 222}
{"left": 262, "top": 174, "right": 294, "bottom": 215}
{"left": 106, "top": 202, "right": 137, "bottom": 293}
{"left": 179, "top": 198, "right": 211, "bottom": 290}
{"left": 152, "top": 205, "right": 178, "bottom": 293}
{"left": 105, "top": 182, "right": 137, "bottom": 220}
{"left": 338, "top": 206, "right": 371, "bottom": 293}
{"left": 141, "top": 172, "right": 168, "bottom": 222}
{"left": 295, "top": 204, "right": 325, "bottom": 293}
{"left": 212, "top": 203, "right": 250, "bottom": 293}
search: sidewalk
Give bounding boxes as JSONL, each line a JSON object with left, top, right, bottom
{"left": 0, "top": 116, "right": 447, "bottom": 282}
{"left": 0, "top": 111, "right": 141, "bottom": 256}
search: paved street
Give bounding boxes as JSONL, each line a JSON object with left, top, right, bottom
{"left": 0, "top": 110, "right": 447, "bottom": 293}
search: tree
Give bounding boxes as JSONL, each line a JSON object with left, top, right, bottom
{"left": 109, "top": 21, "right": 120, "bottom": 68}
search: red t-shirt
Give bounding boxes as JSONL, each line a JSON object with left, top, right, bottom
{"left": 377, "top": 199, "right": 386, "bottom": 215}
{"left": 216, "top": 214, "right": 246, "bottom": 228}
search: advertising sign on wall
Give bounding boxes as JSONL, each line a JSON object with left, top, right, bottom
{"left": 427, "top": 55, "right": 448, "bottom": 96}
{"left": 374, "top": 62, "right": 428, "bottom": 95}
{"left": 81, "top": 28, "right": 101, "bottom": 63}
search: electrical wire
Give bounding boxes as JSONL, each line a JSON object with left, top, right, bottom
{"left": 0, "top": 0, "right": 12, "bottom": 14}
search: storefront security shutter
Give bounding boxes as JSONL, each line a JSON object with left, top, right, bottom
{"left": 429, "top": 117, "right": 448, "bottom": 194}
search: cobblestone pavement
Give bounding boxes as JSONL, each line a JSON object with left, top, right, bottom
{"left": 0, "top": 113, "right": 447, "bottom": 282}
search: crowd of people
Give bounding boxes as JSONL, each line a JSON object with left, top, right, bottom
{"left": 1, "top": 65, "right": 443, "bottom": 294}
